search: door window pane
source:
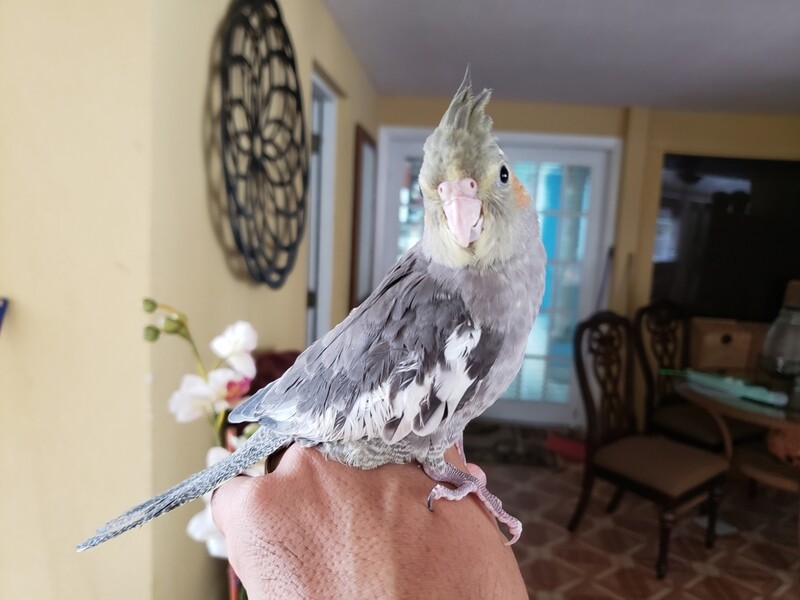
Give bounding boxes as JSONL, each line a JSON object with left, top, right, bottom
{"left": 397, "top": 157, "right": 424, "bottom": 258}
{"left": 518, "top": 358, "right": 546, "bottom": 400}
{"left": 563, "top": 165, "right": 591, "bottom": 212}
{"left": 525, "top": 313, "right": 550, "bottom": 355}
{"left": 539, "top": 215, "right": 559, "bottom": 260}
{"left": 549, "top": 264, "right": 582, "bottom": 311}
{"left": 515, "top": 162, "right": 539, "bottom": 197}
{"left": 548, "top": 312, "right": 576, "bottom": 359}
{"left": 536, "top": 163, "right": 563, "bottom": 211}
{"left": 557, "top": 216, "right": 587, "bottom": 261}
{"left": 543, "top": 359, "right": 572, "bottom": 404}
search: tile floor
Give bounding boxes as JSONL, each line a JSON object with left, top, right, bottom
{"left": 481, "top": 461, "right": 800, "bottom": 599}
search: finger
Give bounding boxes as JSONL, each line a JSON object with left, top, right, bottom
{"left": 465, "top": 463, "right": 487, "bottom": 485}
{"left": 210, "top": 475, "right": 254, "bottom": 535}
{"left": 444, "top": 445, "right": 468, "bottom": 469}
{"left": 266, "top": 445, "right": 290, "bottom": 474}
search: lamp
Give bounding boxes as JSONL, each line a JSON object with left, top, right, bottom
{"left": 761, "top": 305, "right": 800, "bottom": 410}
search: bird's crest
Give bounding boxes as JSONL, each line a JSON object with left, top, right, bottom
{"left": 437, "top": 66, "right": 493, "bottom": 138}
{"left": 422, "top": 67, "right": 497, "bottom": 185}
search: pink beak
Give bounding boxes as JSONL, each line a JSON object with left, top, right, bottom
{"left": 438, "top": 177, "right": 484, "bottom": 248}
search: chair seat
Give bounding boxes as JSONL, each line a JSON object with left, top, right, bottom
{"left": 653, "top": 402, "right": 765, "bottom": 447}
{"left": 594, "top": 435, "right": 728, "bottom": 497}
{"left": 734, "top": 442, "right": 800, "bottom": 493}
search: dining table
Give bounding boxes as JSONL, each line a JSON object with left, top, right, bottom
{"left": 675, "top": 380, "right": 800, "bottom": 460}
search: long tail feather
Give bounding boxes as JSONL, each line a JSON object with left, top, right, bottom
{"left": 77, "top": 427, "right": 288, "bottom": 551}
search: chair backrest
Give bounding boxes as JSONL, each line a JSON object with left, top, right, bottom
{"left": 573, "top": 311, "right": 636, "bottom": 455}
{"left": 632, "top": 300, "right": 690, "bottom": 424}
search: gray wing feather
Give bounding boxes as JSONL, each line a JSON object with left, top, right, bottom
{"left": 229, "top": 247, "right": 501, "bottom": 443}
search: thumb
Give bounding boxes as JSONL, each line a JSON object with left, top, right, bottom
{"left": 465, "top": 463, "right": 487, "bottom": 485}
{"left": 210, "top": 476, "right": 256, "bottom": 535}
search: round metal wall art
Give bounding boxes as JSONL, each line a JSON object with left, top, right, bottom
{"left": 220, "top": 0, "right": 308, "bottom": 288}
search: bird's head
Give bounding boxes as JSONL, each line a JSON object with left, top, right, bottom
{"left": 419, "top": 70, "right": 536, "bottom": 270}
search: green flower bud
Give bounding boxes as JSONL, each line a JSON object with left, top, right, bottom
{"left": 162, "top": 316, "right": 185, "bottom": 334}
{"left": 142, "top": 298, "right": 158, "bottom": 313}
{"left": 143, "top": 325, "right": 160, "bottom": 341}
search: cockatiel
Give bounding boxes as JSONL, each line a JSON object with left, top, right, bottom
{"left": 78, "top": 70, "right": 546, "bottom": 552}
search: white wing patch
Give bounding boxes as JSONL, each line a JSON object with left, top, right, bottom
{"left": 340, "top": 382, "right": 393, "bottom": 440}
{"left": 340, "top": 323, "right": 484, "bottom": 444}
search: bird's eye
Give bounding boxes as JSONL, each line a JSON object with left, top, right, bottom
{"left": 499, "top": 165, "right": 510, "bottom": 184}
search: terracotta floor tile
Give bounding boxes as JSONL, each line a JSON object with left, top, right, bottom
{"left": 687, "top": 576, "right": 760, "bottom": 600}
{"left": 562, "top": 579, "right": 624, "bottom": 599}
{"left": 611, "top": 511, "right": 659, "bottom": 537}
{"left": 713, "top": 552, "right": 786, "bottom": 596}
{"left": 595, "top": 565, "right": 664, "bottom": 599}
{"left": 520, "top": 558, "right": 583, "bottom": 592}
{"left": 582, "top": 524, "right": 646, "bottom": 555}
{"left": 654, "top": 591, "right": 703, "bottom": 600}
{"left": 522, "top": 517, "right": 570, "bottom": 547}
{"left": 541, "top": 503, "right": 595, "bottom": 532}
{"left": 550, "top": 538, "right": 615, "bottom": 577}
{"left": 631, "top": 545, "right": 697, "bottom": 589}
{"left": 742, "top": 542, "right": 800, "bottom": 571}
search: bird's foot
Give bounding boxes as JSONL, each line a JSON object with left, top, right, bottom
{"left": 423, "top": 461, "right": 522, "bottom": 545}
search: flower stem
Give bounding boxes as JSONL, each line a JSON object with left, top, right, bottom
{"left": 184, "top": 330, "right": 208, "bottom": 379}
{"left": 213, "top": 410, "right": 228, "bottom": 447}
{"left": 156, "top": 302, "right": 188, "bottom": 324}
{"left": 210, "top": 356, "right": 230, "bottom": 371}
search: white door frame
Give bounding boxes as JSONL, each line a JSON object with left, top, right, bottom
{"left": 307, "top": 75, "right": 337, "bottom": 345}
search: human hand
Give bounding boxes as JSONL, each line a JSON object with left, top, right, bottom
{"left": 211, "top": 445, "right": 527, "bottom": 599}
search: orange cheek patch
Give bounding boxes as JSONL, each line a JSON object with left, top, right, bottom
{"left": 512, "top": 175, "right": 531, "bottom": 208}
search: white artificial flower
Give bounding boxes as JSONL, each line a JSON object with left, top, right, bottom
{"left": 169, "top": 369, "right": 253, "bottom": 423}
{"left": 168, "top": 374, "right": 222, "bottom": 423}
{"left": 210, "top": 321, "right": 258, "bottom": 378}
{"left": 207, "top": 445, "right": 231, "bottom": 465}
{"left": 207, "top": 368, "right": 251, "bottom": 404}
{"left": 187, "top": 499, "right": 227, "bottom": 559}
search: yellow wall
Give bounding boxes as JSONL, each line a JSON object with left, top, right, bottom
{"left": 1, "top": 0, "right": 376, "bottom": 598}
{"left": 0, "top": 1, "right": 155, "bottom": 599}
{"left": 379, "top": 95, "right": 625, "bottom": 137}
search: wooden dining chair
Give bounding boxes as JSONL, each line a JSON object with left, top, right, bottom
{"left": 568, "top": 311, "right": 729, "bottom": 578}
{"left": 634, "top": 300, "right": 763, "bottom": 451}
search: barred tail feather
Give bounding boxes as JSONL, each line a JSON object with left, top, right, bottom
{"left": 77, "top": 427, "right": 288, "bottom": 552}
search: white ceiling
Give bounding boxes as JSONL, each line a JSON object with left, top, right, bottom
{"left": 323, "top": 0, "right": 800, "bottom": 114}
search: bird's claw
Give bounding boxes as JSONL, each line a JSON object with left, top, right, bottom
{"left": 424, "top": 473, "right": 522, "bottom": 545}
{"left": 427, "top": 481, "right": 477, "bottom": 510}
{"left": 502, "top": 516, "right": 523, "bottom": 545}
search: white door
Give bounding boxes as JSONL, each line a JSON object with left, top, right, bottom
{"left": 375, "top": 128, "right": 620, "bottom": 426}
{"left": 306, "top": 76, "right": 337, "bottom": 346}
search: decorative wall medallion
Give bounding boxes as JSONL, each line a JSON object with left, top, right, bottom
{"left": 220, "top": 0, "right": 308, "bottom": 288}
